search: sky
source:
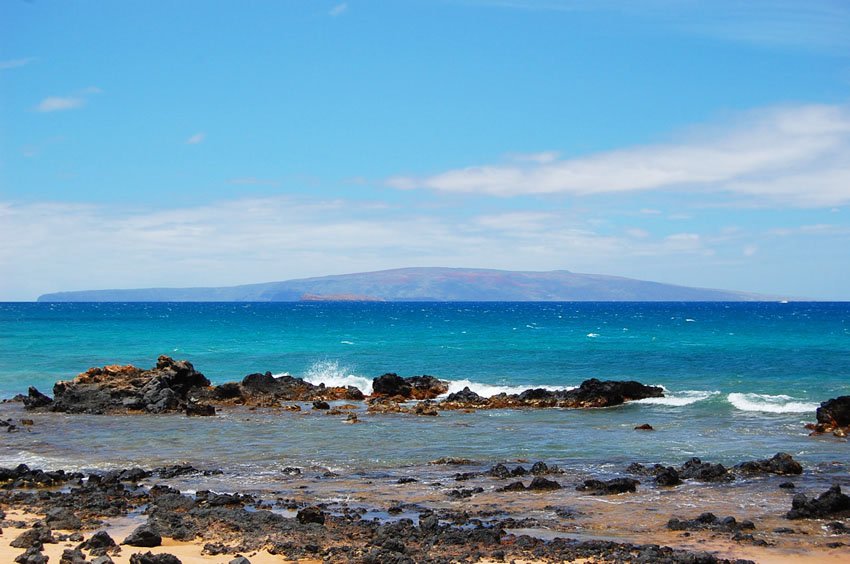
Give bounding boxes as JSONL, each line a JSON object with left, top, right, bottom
{"left": 1, "top": 0, "right": 850, "bottom": 300}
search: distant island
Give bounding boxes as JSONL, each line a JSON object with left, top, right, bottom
{"left": 36, "top": 267, "right": 779, "bottom": 302}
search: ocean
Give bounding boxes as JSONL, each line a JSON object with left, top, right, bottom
{"left": 1, "top": 301, "right": 848, "bottom": 483}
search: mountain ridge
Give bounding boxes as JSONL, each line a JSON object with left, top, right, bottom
{"left": 36, "top": 267, "right": 779, "bottom": 302}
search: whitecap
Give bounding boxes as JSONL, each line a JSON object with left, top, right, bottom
{"left": 587, "top": 333, "right": 600, "bottom": 338}
{"left": 727, "top": 392, "right": 818, "bottom": 414}
{"left": 440, "top": 379, "right": 575, "bottom": 399}
{"left": 300, "top": 360, "right": 374, "bottom": 394}
{"left": 635, "top": 390, "right": 720, "bottom": 407}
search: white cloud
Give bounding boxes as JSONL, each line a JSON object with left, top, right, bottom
{"left": 0, "top": 197, "right": 732, "bottom": 300}
{"left": 0, "top": 57, "right": 36, "bottom": 71}
{"left": 36, "top": 96, "right": 84, "bottom": 112}
{"left": 329, "top": 3, "right": 348, "bottom": 16}
{"left": 388, "top": 104, "right": 850, "bottom": 207}
{"left": 186, "top": 132, "right": 206, "bottom": 145}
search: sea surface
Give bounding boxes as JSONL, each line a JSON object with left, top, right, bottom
{"left": 1, "top": 301, "right": 848, "bottom": 486}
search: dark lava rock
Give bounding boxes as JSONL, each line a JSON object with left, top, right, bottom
{"left": 14, "top": 546, "right": 49, "bottom": 564}
{"left": 397, "top": 477, "right": 417, "bottom": 484}
{"left": 45, "top": 507, "right": 82, "bottom": 530}
{"left": 736, "top": 453, "right": 802, "bottom": 476}
{"left": 447, "top": 487, "right": 483, "bottom": 499}
{"left": 184, "top": 403, "right": 215, "bottom": 416}
{"left": 11, "top": 526, "right": 56, "bottom": 548}
{"left": 530, "top": 461, "right": 549, "bottom": 475}
{"left": 786, "top": 484, "right": 850, "bottom": 520}
{"left": 576, "top": 478, "right": 639, "bottom": 495}
{"left": 498, "top": 481, "right": 527, "bottom": 492}
{"left": 22, "top": 387, "right": 53, "bottom": 409}
{"left": 312, "top": 400, "right": 330, "bottom": 410}
{"left": 129, "top": 553, "right": 182, "bottom": 564}
{"left": 122, "top": 524, "right": 162, "bottom": 547}
{"left": 562, "top": 378, "right": 664, "bottom": 408}
{"left": 488, "top": 463, "right": 511, "bottom": 479}
{"left": 371, "top": 373, "right": 448, "bottom": 399}
{"left": 817, "top": 396, "right": 850, "bottom": 428}
{"left": 827, "top": 521, "right": 848, "bottom": 533}
{"left": 527, "top": 476, "right": 561, "bottom": 491}
{"left": 667, "top": 513, "right": 755, "bottom": 533}
{"left": 679, "top": 457, "right": 733, "bottom": 482}
{"left": 59, "top": 548, "right": 88, "bottom": 564}
{"left": 78, "top": 530, "right": 117, "bottom": 555}
{"left": 296, "top": 506, "right": 326, "bottom": 525}
{"left": 634, "top": 423, "right": 654, "bottom": 430}
{"left": 229, "top": 557, "right": 252, "bottom": 564}
{"left": 654, "top": 466, "right": 682, "bottom": 487}
{"left": 779, "top": 481, "right": 796, "bottom": 489}
{"left": 443, "top": 386, "right": 487, "bottom": 404}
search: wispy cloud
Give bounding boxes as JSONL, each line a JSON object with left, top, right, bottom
{"left": 329, "top": 3, "right": 348, "bottom": 17}
{"left": 0, "top": 57, "right": 36, "bottom": 71}
{"left": 388, "top": 104, "right": 850, "bottom": 207}
{"left": 36, "top": 96, "right": 85, "bottom": 112}
{"left": 468, "top": 0, "right": 850, "bottom": 54}
{"left": 35, "top": 87, "right": 101, "bottom": 113}
{"left": 186, "top": 132, "right": 206, "bottom": 145}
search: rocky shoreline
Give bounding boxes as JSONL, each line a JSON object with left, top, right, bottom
{"left": 16, "top": 356, "right": 664, "bottom": 417}
{"left": 3, "top": 448, "right": 849, "bottom": 564}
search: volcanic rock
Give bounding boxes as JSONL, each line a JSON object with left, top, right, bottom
{"left": 786, "top": 485, "right": 850, "bottom": 520}
{"left": 735, "top": 453, "right": 802, "bottom": 476}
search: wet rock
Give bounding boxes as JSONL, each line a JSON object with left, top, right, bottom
{"left": 413, "top": 401, "right": 438, "bottom": 416}
{"left": 442, "top": 387, "right": 486, "bottom": 405}
{"left": 296, "top": 506, "right": 326, "bottom": 525}
{"left": 786, "top": 485, "right": 850, "bottom": 520}
{"left": 447, "top": 487, "right": 483, "bottom": 499}
{"left": 429, "top": 457, "right": 474, "bottom": 465}
{"left": 779, "top": 481, "right": 796, "bottom": 489}
{"left": 184, "top": 403, "right": 215, "bottom": 416}
{"left": 498, "top": 481, "right": 527, "bottom": 492}
{"left": 736, "top": 453, "right": 802, "bottom": 476}
{"left": 654, "top": 467, "right": 682, "bottom": 487}
{"left": 667, "top": 513, "right": 755, "bottom": 533}
{"left": 23, "top": 387, "right": 53, "bottom": 409}
{"left": 817, "top": 396, "right": 850, "bottom": 427}
{"left": 577, "top": 478, "right": 639, "bottom": 495}
{"left": 397, "top": 477, "right": 417, "bottom": 484}
{"left": 122, "top": 524, "right": 162, "bottom": 547}
{"left": 826, "top": 521, "right": 848, "bottom": 533}
{"left": 634, "top": 423, "right": 654, "bottom": 430}
{"left": 527, "top": 477, "right": 561, "bottom": 491}
{"left": 530, "top": 461, "right": 549, "bottom": 475}
{"left": 128, "top": 553, "right": 181, "bottom": 564}
{"left": 281, "top": 467, "right": 301, "bottom": 476}
{"left": 45, "top": 507, "right": 82, "bottom": 530}
{"left": 679, "top": 457, "right": 733, "bottom": 482}
{"left": 488, "top": 463, "right": 511, "bottom": 479}
{"left": 312, "top": 400, "right": 330, "bottom": 410}
{"left": 371, "top": 373, "right": 448, "bottom": 400}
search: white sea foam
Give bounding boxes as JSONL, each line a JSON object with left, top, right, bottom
{"left": 587, "top": 333, "right": 600, "bottom": 338}
{"left": 635, "top": 390, "right": 720, "bottom": 407}
{"left": 300, "top": 360, "right": 374, "bottom": 394}
{"left": 727, "top": 393, "right": 818, "bottom": 414}
{"left": 440, "top": 379, "right": 574, "bottom": 399}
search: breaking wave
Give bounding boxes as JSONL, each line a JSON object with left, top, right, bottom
{"left": 440, "top": 379, "right": 574, "bottom": 399}
{"left": 300, "top": 360, "right": 375, "bottom": 394}
{"left": 635, "top": 389, "right": 720, "bottom": 407}
{"left": 727, "top": 393, "right": 818, "bottom": 414}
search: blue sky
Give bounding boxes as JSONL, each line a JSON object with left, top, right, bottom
{"left": 1, "top": 0, "right": 849, "bottom": 300}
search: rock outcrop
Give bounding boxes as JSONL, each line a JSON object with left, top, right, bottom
{"left": 786, "top": 485, "right": 850, "bottom": 520}
{"left": 806, "top": 396, "right": 850, "bottom": 437}
{"left": 371, "top": 373, "right": 449, "bottom": 400}
{"left": 441, "top": 378, "right": 664, "bottom": 410}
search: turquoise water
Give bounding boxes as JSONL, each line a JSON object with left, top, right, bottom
{"left": 1, "top": 302, "right": 848, "bottom": 478}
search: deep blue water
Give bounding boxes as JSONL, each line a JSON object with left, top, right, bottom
{"left": 0, "top": 302, "right": 848, "bottom": 475}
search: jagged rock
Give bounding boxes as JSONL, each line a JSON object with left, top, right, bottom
{"left": 577, "top": 478, "right": 639, "bottom": 495}
{"left": 312, "top": 400, "right": 330, "bottom": 410}
{"left": 488, "top": 464, "right": 511, "bottom": 479}
{"left": 371, "top": 373, "right": 448, "bottom": 400}
{"left": 667, "top": 513, "right": 755, "bottom": 533}
{"left": 45, "top": 507, "right": 82, "bottom": 530}
{"left": 443, "top": 387, "right": 486, "bottom": 404}
{"left": 14, "top": 546, "right": 49, "bottom": 564}
{"left": 77, "top": 531, "right": 117, "bottom": 556}
{"left": 296, "top": 506, "right": 326, "bottom": 525}
{"left": 129, "top": 553, "right": 181, "bottom": 564}
{"left": 11, "top": 525, "right": 56, "bottom": 548}
{"left": 527, "top": 477, "right": 561, "bottom": 491}
{"left": 122, "top": 524, "right": 162, "bottom": 547}
{"left": 786, "top": 485, "right": 850, "bottom": 520}
{"left": 91, "top": 557, "right": 114, "bottom": 564}
{"left": 679, "top": 458, "right": 733, "bottom": 482}
{"left": 184, "top": 403, "right": 215, "bottom": 416}
{"left": 634, "top": 423, "right": 654, "bottom": 431}
{"left": 498, "top": 481, "right": 527, "bottom": 492}
{"left": 654, "top": 467, "right": 682, "bottom": 487}
{"left": 229, "top": 558, "right": 252, "bottom": 564}
{"left": 807, "top": 396, "right": 850, "bottom": 435}
{"left": 59, "top": 548, "right": 87, "bottom": 564}
{"left": 22, "top": 387, "right": 53, "bottom": 409}
{"left": 736, "top": 453, "right": 802, "bottom": 476}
